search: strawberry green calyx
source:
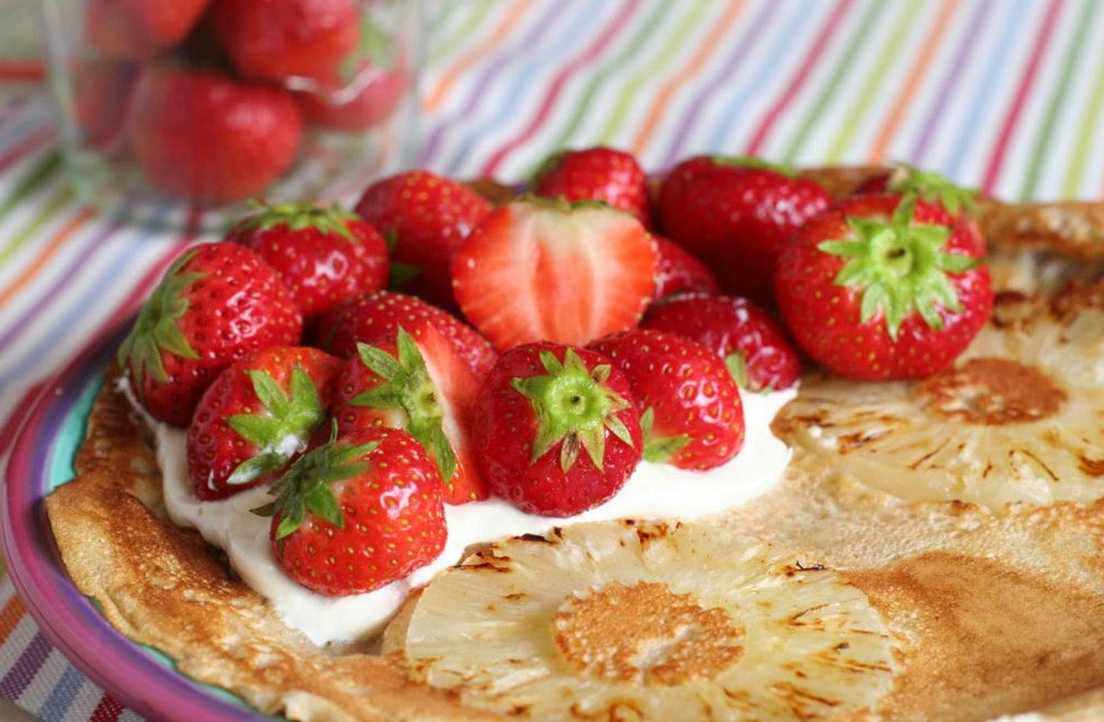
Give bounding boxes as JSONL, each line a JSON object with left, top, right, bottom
{"left": 381, "top": 229, "right": 421, "bottom": 288}
{"left": 886, "top": 162, "right": 978, "bottom": 216}
{"left": 252, "top": 424, "right": 378, "bottom": 541}
{"left": 514, "top": 193, "right": 618, "bottom": 214}
{"left": 639, "top": 407, "right": 690, "bottom": 464}
{"left": 724, "top": 352, "right": 750, "bottom": 390}
{"left": 225, "top": 364, "right": 328, "bottom": 486}
{"left": 351, "top": 328, "right": 457, "bottom": 482}
{"left": 117, "top": 250, "right": 203, "bottom": 388}
{"left": 511, "top": 349, "right": 634, "bottom": 472}
{"left": 818, "top": 194, "right": 981, "bottom": 340}
{"left": 711, "top": 155, "right": 796, "bottom": 177}
{"left": 243, "top": 200, "right": 360, "bottom": 242}
{"left": 531, "top": 150, "right": 566, "bottom": 185}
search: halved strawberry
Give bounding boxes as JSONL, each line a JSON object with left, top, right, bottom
{"left": 332, "top": 326, "right": 486, "bottom": 503}
{"left": 452, "top": 198, "right": 657, "bottom": 351}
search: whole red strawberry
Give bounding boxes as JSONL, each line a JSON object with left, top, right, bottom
{"left": 212, "top": 0, "right": 359, "bottom": 82}
{"left": 316, "top": 290, "right": 497, "bottom": 378}
{"left": 653, "top": 236, "right": 720, "bottom": 301}
{"left": 355, "top": 170, "right": 491, "bottom": 310}
{"left": 452, "top": 198, "right": 657, "bottom": 351}
{"left": 187, "top": 346, "right": 340, "bottom": 501}
{"left": 227, "top": 202, "right": 389, "bottom": 321}
{"left": 590, "top": 330, "right": 744, "bottom": 470}
{"left": 658, "top": 156, "right": 831, "bottom": 305}
{"left": 119, "top": 243, "right": 302, "bottom": 426}
{"left": 86, "top": 0, "right": 210, "bottom": 60}
{"left": 643, "top": 294, "right": 800, "bottom": 392}
{"left": 775, "top": 193, "right": 992, "bottom": 380}
{"left": 332, "top": 326, "right": 487, "bottom": 503}
{"left": 532, "top": 147, "right": 652, "bottom": 227}
{"left": 472, "top": 343, "right": 642, "bottom": 517}
{"left": 258, "top": 425, "right": 447, "bottom": 596}
{"left": 128, "top": 67, "right": 303, "bottom": 204}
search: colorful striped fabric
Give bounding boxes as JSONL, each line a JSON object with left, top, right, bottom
{"left": 3, "top": 0, "right": 1104, "bottom": 718}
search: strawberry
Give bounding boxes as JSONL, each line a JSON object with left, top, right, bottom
{"left": 453, "top": 198, "right": 658, "bottom": 351}
{"left": 226, "top": 202, "right": 389, "bottom": 322}
{"left": 316, "top": 290, "right": 497, "bottom": 379}
{"left": 73, "top": 58, "right": 135, "bottom": 149}
{"left": 472, "top": 343, "right": 642, "bottom": 517}
{"left": 642, "top": 294, "right": 800, "bottom": 392}
{"left": 857, "top": 162, "right": 979, "bottom": 218}
{"left": 128, "top": 67, "right": 304, "bottom": 204}
{"left": 532, "top": 147, "right": 652, "bottom": 227}
{"left": 86, "top": 0, "right": 210, "bottom": 60}
{"left": 775, "top": 193, "right": 993, "bottom": 380}
{"left": 590, "top": 330, "right": 744, "bottom": 471}
{"left": 653, "top": 236, "right": 720, "bottom": 301}
{"left": 118, "top": 243, "right": 302, "bottom": 427}
{"left": 297, "top": 61, "right": 407, "bottom": 130}
{"left": 256, "top": 425, "right": 447, "bottom": 596}
{"left": 187, "top": 346, "right": 340, "bottom": 501}
{"left": 211, "top": 0, "right": 359, "bottom": 82}
{"left": 354, "top": 170, "right": 492, "bottom": 310}
{"left": 657, "top": 156, "right": 831, "bottom": 306}
{"left": 332, "top": 326, "right": 486, "bottom": 504}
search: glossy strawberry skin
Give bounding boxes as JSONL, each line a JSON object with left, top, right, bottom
{"left": 472, "top": 343, "right": 642, "bottom": 517}
{"left": 590, "top": 330, "right": 744, "bottom": 470}
{"left": 128, "top": 68, "right": 304, "bottom": 204}
{"left": 272, "top": 426, "right": 447, "bottom": 596}
{"left": 227, "top": 208, "right": 389, "bottom": 322}
{"left": 532, "top": 147, "right": 653, "bottom": 227}
{"left": 332, "top": 326, "right": 488, "bottom": 504}
{"left": 297, "top": 60, "right": 408, "bottom": 130}
{"left": 86, "top": 0, "right": 210, "bottom": 60}
{"left": 775, "top": 194, "right": 992, "bottom": 380}
{"left": 316, "top": 290, "right": 497, "bottom": 379}
{"left": 658, "top": 157, "right": 831, "bottom": 305}
{"left": 187, "top": 346, "right": 340, "bottom": 501}
{"left": 653, "top": 236, "right": 721, "bottom": 301}
{"left": 355, "top": 171, "right": 492, "bottom": 311}
{"left": 643, "top": 294, "right": 800, "bottom": 392}
{"left": 212, "top": 0, "right": 359, "bottom": 82}
{"left": 120, "top": 243, "right": 303, "bottom": 427}
{"left": 452, "top": 199, "right": 658, "bottom": 351}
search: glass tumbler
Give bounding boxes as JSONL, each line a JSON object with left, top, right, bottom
{"left": 39, "top": 0, "right": 423, "bottom": 231}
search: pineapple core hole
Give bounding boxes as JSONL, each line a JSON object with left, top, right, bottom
{"left": 917, "top": 357, "right": 1066, "bottom": 426}
{"left": 551, "top": 581, "right": 744, "bottom": 686}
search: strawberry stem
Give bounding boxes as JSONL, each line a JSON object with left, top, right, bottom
{"left": 817, "top": 193, "right": 981, "bottom": 340}
{"left": 511, "top": 348, "right": 633, "bottom": 472}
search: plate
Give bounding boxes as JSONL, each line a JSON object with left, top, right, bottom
{"left": 2, "top": 322, "right": 271, "bottom": 722}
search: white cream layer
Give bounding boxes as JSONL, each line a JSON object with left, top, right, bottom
{"left": 148, "top": 387, "right": 794, "bottom": 646}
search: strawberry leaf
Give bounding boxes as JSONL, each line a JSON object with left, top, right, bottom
{"left": 887, "top": 162, "right": 978, "bottom": 216}
{"left": 224, "top": 364, "right": 327, "bottom": 486}
{"left": 724, "top": 352, "right": 749, "bottom": 389}
{"left": 388, "top": 262, "right": 421, "bottom": 289}
{"left": 512, "top": 348, "right": 633, "bottom": 472}
{"left": 118, "top": 249, "right": 203, "bottom": 388}
{"left": 242, "top": 201, "right": 360, "bottom": 243}
{"left": 643, "top": 434, "right": 692, "bottom": 464}
{"left": 819, "top": 193, "right": 978, "bottom": 339}
{"left": 350, "top": 329, "right": 457, "bottom": 482}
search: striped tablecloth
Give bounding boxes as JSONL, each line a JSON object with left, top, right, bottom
{"left": 2, "top": 0, "right": 1103, "bottom": 719}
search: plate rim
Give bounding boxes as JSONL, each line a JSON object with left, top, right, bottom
{"left": 2, "top": 320, "right": 272, "bottom": 722}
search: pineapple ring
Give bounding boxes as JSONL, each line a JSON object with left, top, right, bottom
{"left": 402, "top": 520, "right": 895, "bottom": 722}
{"left": 773, "top": 287, "right": 1104, "bottom": 509}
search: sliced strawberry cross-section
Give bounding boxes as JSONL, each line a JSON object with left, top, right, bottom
{"left": 453, "top": 198, "right": 657, "bottom": 351}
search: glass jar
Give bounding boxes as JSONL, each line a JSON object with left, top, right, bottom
{"left": 39, "top": 0, "right": 423, "bottom": 231}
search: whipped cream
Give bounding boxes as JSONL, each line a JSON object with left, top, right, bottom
{"left": 144, "top": 386, "right": 794, "bottom": 646}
